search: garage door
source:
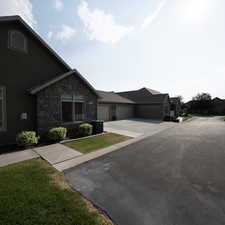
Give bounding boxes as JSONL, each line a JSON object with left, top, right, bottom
{"left": 97, "top": 104, "right": 110, "bottom": 121}
{"left": 116, "top": 104, "right": 134, "bottom": 120}
{"left": 136, "top": 104, "right": 163, "bottom": 120}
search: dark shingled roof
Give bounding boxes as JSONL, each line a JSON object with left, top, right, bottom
{"left": 145, "top": 88, "right": 161, "bottom": 95}
{"left": 97, "top": 90, "right": 135, "bottom": 104}
{"left": 212, "top": 97, "right": 225, "bottom": 102}
{"left": 117, "top": 88, "right": 168, "bottom": 104}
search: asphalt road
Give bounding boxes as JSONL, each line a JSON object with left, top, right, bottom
{"left": 65, "top": 117, "right": 225, "bottom": 225}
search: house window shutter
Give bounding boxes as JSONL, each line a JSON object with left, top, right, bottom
{"left": 0, "top": 87, "right": 7, "bottom": 131}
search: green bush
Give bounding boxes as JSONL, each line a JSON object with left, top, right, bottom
{"left": 164, "top": 116, "right": 171, "bottom": 121}
{"left": 181, "top": 112, "right": 188, "bottom": 117}
{"left": 16, "top": 131, "right": 38, "bottom": 147}
{"left": 47, "top": 127, "right": 67, "bottom": 142}
{"left": 79, "top": 123, "right": 93, "bottom": 137}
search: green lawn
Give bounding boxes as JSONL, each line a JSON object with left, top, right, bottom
{"left": 0, "top": 159, "right": 113, "bottom": 225}
{"left": 64, "top": 133, "right": 132, "bottom": 154}
{"left": 183, "top": 114, "right": 193, "bottom": 121}
{"left": 219, "top": 116, "right": 225, "bottom": 121}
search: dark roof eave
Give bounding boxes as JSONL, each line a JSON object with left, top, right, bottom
{"left": 98, "top": 101, "right": 135, "bottom": 104}
{"left": 136, "top": 102, "right": 165, "bottom": 105}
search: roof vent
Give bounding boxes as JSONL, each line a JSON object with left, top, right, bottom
{"left": 9, "top": 30, "right": 27, "bottom": 53}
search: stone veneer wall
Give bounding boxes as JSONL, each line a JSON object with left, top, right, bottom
{"left": 36, "top": 74, "right": 98, "bottom": 135}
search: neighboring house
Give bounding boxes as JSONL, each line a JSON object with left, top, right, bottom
{"left": 97, "top": 91, "right": 135, "bottom": 121}
{"left": 186, "top": 98, "right": 225, "bottom": 115}
{"left": 170, "top": 97, "right": 182, "bottom": 117}
{"left": 117, "top": 88, "right": 170, "bottom": 120}
{"left": 211, "top": 98, "right": 225, "bottom": 115}
{"left": 0, "top": 16, "right": 98, "bottom": 145}
{"left": 185, "top": 100, "right": 193, "bottom": 111}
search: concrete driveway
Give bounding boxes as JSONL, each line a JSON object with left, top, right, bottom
{"left": 65, "top": 117, "right": 225, "bottom": 225}
{"left": 104, "top": 118, "right": 177, "bottom": 137}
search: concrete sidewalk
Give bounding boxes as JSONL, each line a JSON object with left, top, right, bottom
{"left": 0, "top": 143, "right": 82, "bottom": 168}
{"left": 0, "top": 149, "right": 39, "bottom": 168}
{"left": 34, "top": 143, "right": 82, "bottom": 165}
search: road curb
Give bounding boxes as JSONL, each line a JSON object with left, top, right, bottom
{"left": 54, "top": 135, "right": 149, "bottom": 172}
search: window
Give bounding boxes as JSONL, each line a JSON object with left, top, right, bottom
{"left": 8, "top": 30, "right": 27, "bottom": 53}
{"left": 61, "top": 95, "right": 85, "bottom": 122}
{"left": 62, "top": 102, "right": 73, "bottom": 122}
{"left": 0, "top": 87, "right": 6, "bottom": 131}
{"left": 75, "top": 102, "right": 84, "bottom": 121}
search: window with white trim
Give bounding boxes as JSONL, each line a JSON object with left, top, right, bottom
{"left": 61, "top": 95, "right": 85, "bottom": 122}
{"left": 8, "top": 30, "right": 28, "bottom": 53}
{"left": 0, "top": 87, "right": 6, "bottom": 131}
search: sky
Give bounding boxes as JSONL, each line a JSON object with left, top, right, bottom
{"left": 1, "top": 0, "right": 225, "bottom": 101}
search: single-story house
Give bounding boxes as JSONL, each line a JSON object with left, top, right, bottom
{"left": 0, "top": 15, "right": 98, "bottom": 145}
{"left": 211, "top": 97, "right": 225, "bottom": 115}
{"left": 0, "top": 15, "right": 175, "bottom": 146}
{"left": 170, "top": 97, "right": 182, "bottom": 117}
{"left": 185, "top": 98, "right": 225, "bottom": 115}
{"left": 97, "top": 90, "right": 135, "bottom": 121}
{"left": 117, "top": 88, "right": 170, "bottom": 120}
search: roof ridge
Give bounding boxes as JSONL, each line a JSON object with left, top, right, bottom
{"left": 97, "top": 90, "right": 135, "bottom": 104}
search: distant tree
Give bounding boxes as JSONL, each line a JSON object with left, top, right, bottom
{"left": 176, "top": 95, "right": 183, "bottom": 103}
{"left": 191, "top": 93, "right": 212, "bottom": 114}
{"left": 192, "top": 93, "right": 212, "bottom": 101}
{"left": 175, "top": 95, "right": 186, "bottom": 111}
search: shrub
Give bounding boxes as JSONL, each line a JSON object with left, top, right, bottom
{"left": 67, "top": 126, "right": 80, "bottom": 138}
{"left": 164, "top": 116, "right": 171, "bottom": 121}
{"left": 79, "top": 123, "right": 93, "bottom": 137}
{"left": 181, "top": 112, "right": 188, "bottom": 117}
{"left": 47, "top": 127, "right": 67, "bottom": 142}
{"left": 16, "top": 131, "right": 38, "bottom": 147}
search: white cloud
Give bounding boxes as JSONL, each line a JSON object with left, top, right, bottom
{"left": 47, "top": 31, "right": 53, "bottom": 40}
{"left": 77, "top": 1, "right": 133, "bottom": 43}
{"left": 48, "top": 25, "right": 76, "bottom": 42}
{"left": 176, "top": 0, "right": 215, "bottom": 24}
{"left": 141, "top": 0, "right": 167, "bottom": 29}
{"left": 53, "top": 0, "right": 63, "bottom": 11}
{"left": 0, "top": 0, "right": 36, "bottom": 27}
{"left": 216, "top": 66, "right": 225, "bottom": 73}
{"left": 56, "top": 25, "right": 76, "bottom": 40}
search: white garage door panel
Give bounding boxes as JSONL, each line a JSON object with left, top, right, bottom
{"left": 98, "top": 105, "right": 110, "bottom": 121}
{"left": 116, "top": 105, "right": 134, "bottom": 120}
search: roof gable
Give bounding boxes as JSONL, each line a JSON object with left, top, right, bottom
{"left": 0, "top": 15, "right": 71, "bottom": 70}
{"left": 140, "top": 87, "right": 161, "bottom": 95}
{"left": 30, "top": 70, "right": 99, "bottom": 97}
{"left": 213, "top": 97, "right": 225, "bottom": 102}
